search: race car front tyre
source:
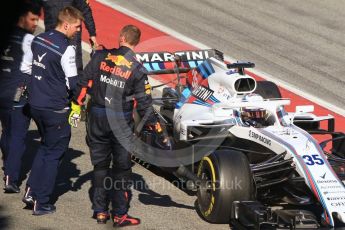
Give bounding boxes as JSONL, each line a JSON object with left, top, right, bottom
{"left": 196, "top": 150, "right": 254, "bottom": 224}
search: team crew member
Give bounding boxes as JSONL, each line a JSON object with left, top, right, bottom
{"left": 0, "top": 1, "right": 41, "bottom": 193}
{"left": 73, "top": 25, "right": 161, "bottom": 227}
{"left": 41, "top": 0, "right": 99, "bottom": 121}
{"left": 20, "top": 6, "right": 83, "bottom": 215}
{"left": 41, "top": 0, "right": 98, "bottom": 74}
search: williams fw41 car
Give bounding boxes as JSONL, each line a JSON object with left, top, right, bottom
{"left": 134, "top": 49, "right": 345, "bottom": 229}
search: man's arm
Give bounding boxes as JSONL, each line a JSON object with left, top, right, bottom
{"left": 20, "top": 34, "right": 35, "bottom": 75}
{"left": 67, "top": 49, "right": 102, "bottom": 128}
{"left": 133, "top": 68, "right": 157, "bottom": 125}
{"left": 72, "top": 51, "right": 103, "bottom": 105}
{"left": 73, "top": 0, "right": 96, "bottom": 37}
{"left": 133, "top": 67, "right": 169, "bottom": 147}
{"left": 61, "top": 45, "right": 78, "bottom": 92}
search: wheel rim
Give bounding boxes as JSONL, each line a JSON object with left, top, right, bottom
{"left": 197, "top": 159, "right": 216, "bottom": 215}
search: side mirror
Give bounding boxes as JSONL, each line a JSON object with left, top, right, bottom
{"left": 295, "top": 105, "right": 314, "bottom": 114}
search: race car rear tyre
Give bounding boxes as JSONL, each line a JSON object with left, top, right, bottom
{"left": 254, "top": 81, "right": 281, "bottom": 99}
{"left": 196, "top": 150, "right": 254, "bottom": 224}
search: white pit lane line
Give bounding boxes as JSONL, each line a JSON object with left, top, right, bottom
{"left": 94, "top": 0, "right": 345, "bottom": 117}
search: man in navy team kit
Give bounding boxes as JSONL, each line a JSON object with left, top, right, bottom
{"left": 20, "top": 6, "right": 84, "bottom": 215}
{"left": 41, "top": 0, "right": 98, "bottom": 74}
{"left": 0, "top": 1, "right": 41, "bottom": 193}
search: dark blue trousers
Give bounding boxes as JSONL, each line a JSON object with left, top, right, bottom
{"left": 0, "top": 108, "right": 11, "bottom": 165}
{"left": 28, "top": 107, "right": 71, "bottom": 204}
{"left": 87, "top": 107, "right": 132, "bottom": 215}
{"left": 3, "top": 104, "right": 31, "bottom": 183}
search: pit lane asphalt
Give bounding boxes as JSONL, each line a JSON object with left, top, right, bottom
{"left": 0, "top": 29, "right": 229, "bottom": 230}
{"left": 106, "top": 0, "right": 345, "bottom": 112}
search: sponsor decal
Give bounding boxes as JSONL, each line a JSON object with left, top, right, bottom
{"left": 249, "top": 130, "right": 271, "bottom": 146}
{"left": 320, "top": 185, "right": 342, "bottom": 190}
{"left": 192, "top": 85, "right": 214, "bottom": 101}
{"left": 34, "top": 75, "right": 42, "bottom": 80}
{"left": 37, "top": 52, "right": 46, "bottom": 62}
{"left": 226, "top": 70, "right": 236, "bottom": 75}
{"left": 100, "top": 75, "right": 125, "bottom": 88}
{"left": 217, "top": 86, "right": 231, "bottom": 100}
{"left": 331, "top": 202, "right": 345, "bottom": 207}
{"left": 191, "top": 69, "right": 200, "bottom": 89}
{"left": 136, "top": 50, "right": 212, "bottom": 63}
{"left": 317, "top": 179, "right": 338, "bottom": 184}
{"left": 105, "top": 54, "right": 132, "bottom": 68}
{"left": 105, "top": 97, "right": 112, "bottom": 104}
{"left": 100, "top": 62, "right": 131, "bottom": 79}
{"left": 217, "top": 86, "right": 225, "bottom": 94}
{"left": 33, "top": 60, "right": 46, "bottom": 69}
{"left": 320, "top": 173, "right": 326, "bottom": 179}
{"left": 33, "top": 53, "right": 46, "bottom": 69}
{"left": 324, "top": 190, "right": 344, "bottom": 195}
{"left": 327, "top": 197, "right": 345, "bottom": 201}
{"left": 144, "top": 80, "right": 151, "bottom": 95}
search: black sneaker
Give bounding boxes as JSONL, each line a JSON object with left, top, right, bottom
{"left": 94, "top": 211, "right": 110, "bottom": 224}
{"left": 32, "top": 201, "right": 56, "bottom": 215}
{"left": 113, "top": 214, "right": 140, "bottom": 228}
{"left": 22, "top": 187, "right": 34, "bottom": 207}
{"left": 4, "top": 183, "right": 20, "bottom": 193}
{"left": 4, "top": 176, "right": 20, "bottom": 193}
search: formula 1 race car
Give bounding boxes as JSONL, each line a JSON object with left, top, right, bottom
{"left": 134, "top": 49, "right": 345, "bottom": 229}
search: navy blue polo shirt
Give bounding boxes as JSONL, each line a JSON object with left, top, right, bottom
{"left": 21, "top": 29, "right": 78, "bottom": 110}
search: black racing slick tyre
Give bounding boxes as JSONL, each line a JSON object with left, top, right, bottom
{"left": 254, "top": 81, "right": 281, "bottom": 99}
{"left": 196, "top": 150, "right": 254, "bottom": 224}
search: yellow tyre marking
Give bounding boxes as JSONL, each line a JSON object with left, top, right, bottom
{"left": 200, "top": 156, "right": 217, "bottom": 217}
{"left": 203, "top": 156, "right": 216, "bottom": 191}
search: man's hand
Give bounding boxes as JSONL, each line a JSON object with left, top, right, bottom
{"left": 89, "top": 36, "right": 98, "bottom": 49}
{"left": 148, "top": 122, "right": 171, "bottom": 150}
{"left": 69, "top": 101, "right": 81, "bottom": 128}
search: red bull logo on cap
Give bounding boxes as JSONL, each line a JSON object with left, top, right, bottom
{"left": 106, "top": 53, "right": 133, "bottom": 69}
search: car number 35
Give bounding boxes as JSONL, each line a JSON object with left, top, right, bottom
{"left": 302, "top": 154, "right": 325, "bottom": 166}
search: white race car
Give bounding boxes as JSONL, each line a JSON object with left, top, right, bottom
{"left": 135, "top": 49, "right": 345, "bottom": 229}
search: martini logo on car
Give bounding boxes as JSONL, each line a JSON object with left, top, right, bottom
{"left": 136, "top": 50, "right": 215, "bottom": 63}
{"left": 249, "top": 130, "right": 271, "bottom": 146}
{"left": 192, "top": 85, "right": 214, "bottom": 101}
